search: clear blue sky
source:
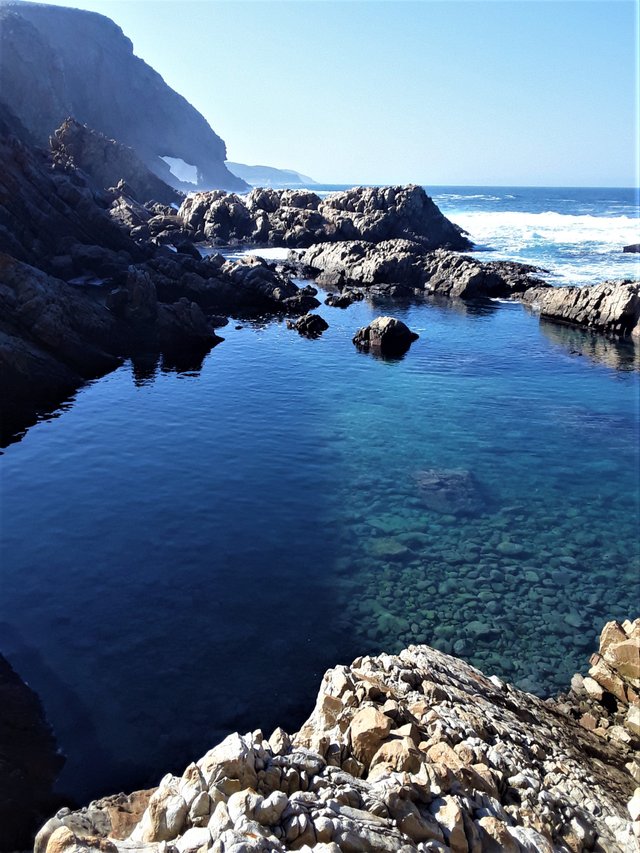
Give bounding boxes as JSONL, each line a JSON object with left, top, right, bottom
{"left": 23, "top": 0, "right": 639, "bottom": 186}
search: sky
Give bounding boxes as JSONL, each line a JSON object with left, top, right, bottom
{"left": 17, "top": 0, "right": 639, "bottom": 186}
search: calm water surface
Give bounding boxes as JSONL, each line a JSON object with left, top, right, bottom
{"left": 1, "top": 184, "right": 639, "bottom": 803}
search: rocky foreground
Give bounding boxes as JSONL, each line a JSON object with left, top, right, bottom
{"left": 34, "top": 620, "right": 640, "bottom": 853}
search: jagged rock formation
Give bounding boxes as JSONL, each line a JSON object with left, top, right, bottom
{"left": 0, "top": 0, "right": 245, "bottom": 191}
{"left": 0, "top": 127, "right": 318, "bottom": 444}
{"left": 178, "top": 186, "right": 472, "bottom": 251}
{"left": 33, "top": 621, "right": 640, "bottom": 853}
{"left": 522, "top": 281, "right": 640, "bottom": 339}
{"left": 0, "top": 654, "right": 65, "bottom": 852}
{"left": 558, "top": 619, "right": 640, "bottom": 754}
{"left": 287, "top": 314, "right": 329, "bottom": 338}
{"left": 51, "top": 118, "right": 182, "bottom": 206}
{"left": 298, "top": 240, "right": 547, "bottom": 300}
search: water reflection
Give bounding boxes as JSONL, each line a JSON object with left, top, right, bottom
{"left": 539, "top": 319, "right": 639, "bottom": 371}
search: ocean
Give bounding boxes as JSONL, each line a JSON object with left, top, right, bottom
{"left": 0, "top": 185, "right": 638, "bottom": 803}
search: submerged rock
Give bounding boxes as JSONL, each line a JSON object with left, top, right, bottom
{"left": 415, "top": 468, "right": 488, "bottom": 517}
{"left": 37, "top": 620, "right": 640, "bottom": 853}
{"left": 353, "top": 316, "right": 419, "bottom": 356}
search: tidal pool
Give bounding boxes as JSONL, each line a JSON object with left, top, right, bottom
{"left": 1, "top": 290, "right": 638, "bottom": 801}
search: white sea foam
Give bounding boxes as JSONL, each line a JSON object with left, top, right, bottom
{"left": 453, "top": 210, "right": 640, "bottom": 248}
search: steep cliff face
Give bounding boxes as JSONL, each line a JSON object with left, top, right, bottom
{"left": 0, "top": 1, "right": 247, "bottom": 192}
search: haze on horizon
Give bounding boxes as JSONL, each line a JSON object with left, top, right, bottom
{"left": 14, "top": 0, "right": 639, "bottom": 188}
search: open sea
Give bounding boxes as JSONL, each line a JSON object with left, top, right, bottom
{"left": 1, "top": 185, "right": 639, "bottom": 804}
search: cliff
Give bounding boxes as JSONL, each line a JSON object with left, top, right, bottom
{"left": 34, "top": 620, "right": 640, "bottom": 853}
{"left": 0, "top": 1, "right": 246, "bottom": 192}
{"left": 226, "top": 162, "right": 317, "bottom": 188}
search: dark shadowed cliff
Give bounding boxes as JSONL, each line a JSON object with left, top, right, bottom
{"left": 0, "top": 0, "right": 246, "bottom": 191}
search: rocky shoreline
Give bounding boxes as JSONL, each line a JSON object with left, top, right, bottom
{"left": 1, "top": 110, "right": 638, "bottom": 444}
{"left": 29, "top": 619, "right": 640, "bottom": 853}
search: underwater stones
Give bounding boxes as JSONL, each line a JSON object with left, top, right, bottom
{"left": 414, "top": 468, "right": 487, "bottom": 517}
{"left": 352, "top": 316, "right": 419, "bottom": 356}
{"left": 495, "top": 541, "right": 526, "bottom": 557}
{"left": 366, "top": 538, "right": 410, "bottom": 559}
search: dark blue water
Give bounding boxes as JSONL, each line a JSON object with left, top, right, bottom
{"left": 1, "top": 187, "right": 639, "bottom": 804}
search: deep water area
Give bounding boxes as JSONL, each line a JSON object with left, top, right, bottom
{"left": 1, "top": 285, "right": 638, "bottom": 803}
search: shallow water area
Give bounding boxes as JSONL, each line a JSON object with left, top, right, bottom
{"left": 1, "top": 279, "right": 638, "bottom": 803}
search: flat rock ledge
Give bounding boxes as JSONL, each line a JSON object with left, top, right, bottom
{"left": 522, "top": 281, "right": 640, "bottom": 339}
{"left": 35, "top": 620, "right": 640, "bottom": 853}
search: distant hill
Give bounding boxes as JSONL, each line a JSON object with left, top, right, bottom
{"left": 0, "top": 0, "right": 246, "bottom": 192}
{"left": 226, "top": 162, "right": 316, "bottom": 188}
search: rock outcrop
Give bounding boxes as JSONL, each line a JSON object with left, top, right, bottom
{"left": 522, "top": 280, "right": 640, "bottom": 338}
{"left": 0, "top": 654, "right": 65, "bottom": 852}
{"left": 33, "top": 620, "right": 640, "bottom": 853}
{"left": 178, "top": 186, "right": 472, "bottom": 251}
{"left": 558, "top": 618, "right": 640, "bottom": 755}
{"left": 0, "top": 125, "right": 325, "bottom": 443}
{"left": 0, "top": 1, "right": 245, "bottom": 191}
{"left": 299, "top": 240, "right": 547, "bottom": 300}
{"left": 287, "top": 314, "right": 329, "bottom": 338}
{"left": 51, "top": 119, "right": 182, "bottom": 206}
{"left": 623, "top": 244, "right": 640, "bottom": 254}
{"left": 353, "top": 316, "right": 419, "bottom": 356}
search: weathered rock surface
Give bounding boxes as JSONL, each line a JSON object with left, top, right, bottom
{"left": 522, "top": 280, "right": 640, "bottom": 338}
{"left": 287, "top": 314, "right": 329, "bottom": 338}
{"left": 353, "top": 316, "right": 419, "bottom": 356}
{"left": 0, "top": 1, "right": 245, "bottom": 191}
{"left": 178, "top": 185, "right": 472, "bottom": 251}
{"left": 36, "top": 621, "right": 640, "bottom": 853}
{"left": 0, "top": 654, "right": 65, "bottom": 852}
{"left": 299, "top": 240, "right": 547, "bottom": 300}
{"left": 51, "top": 118, "right": 182, "bottom": 206}
{"left": 556, "top": 619, "right": 640, "bottom": 756}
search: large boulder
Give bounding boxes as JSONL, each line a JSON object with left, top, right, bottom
{"left": 353, "top": 316, "right": 419, "bottom": 356}
{"left": 523, "top": 280, "right": 640, "bottom": 338}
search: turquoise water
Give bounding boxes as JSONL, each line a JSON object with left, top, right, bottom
{"left": 1, "top": 290, "right": 638, "bottom": 801}
{"left": 1, "top": 186, "right": 639, "bottom": 802}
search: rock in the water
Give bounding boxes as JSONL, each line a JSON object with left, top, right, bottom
{"left": 414, "top": 468, "right": 487, "bottom": 516}
{"left": 623, "top": 243, "right": 640, "bottom": 253}
{"left": 286, "top": 313, "right": 328, "bottom": 338}
{"left": 324, "top": 289, "right": 364, "bottom": 308}
{"left": 353, "top": 316, "right": 419, "bottom": 356}
{"left": 523, "top": 280, "right": 640, "bottom": 338}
